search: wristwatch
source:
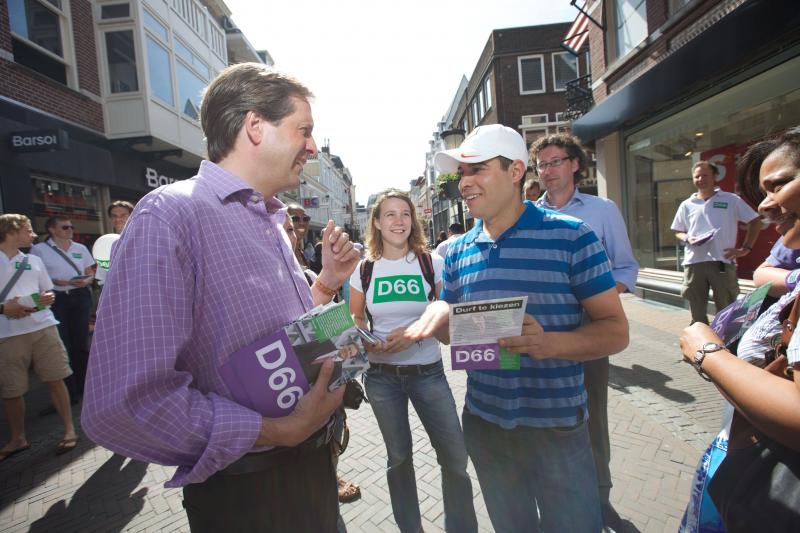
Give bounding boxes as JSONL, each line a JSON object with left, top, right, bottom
{"left": 692, "top": 342, "right": 724, "bottom": 381}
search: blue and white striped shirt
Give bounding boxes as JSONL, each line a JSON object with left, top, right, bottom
{"left": 443, "top": 203, "right": 615, "bottom": 429}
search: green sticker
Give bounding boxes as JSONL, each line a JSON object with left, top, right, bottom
{"left": 712, "top": 202, "right": 728, "bottom": 209}
{"left": 72, "top": 253, "right": 83, "bottom": 259}
{"left": 499, "top": 347, "right": 521, "bottom": 370}
{"left": 96, "top": 259, "right": 110, "bottom": 269}
{"left": 310, "top": 303, "right": 355, "bottom": 341}
{"left": 372, "top": 275, "right": 427, "bottom": 303}
{"left": 15, "top": 262, "right": 32, "bottom": 270}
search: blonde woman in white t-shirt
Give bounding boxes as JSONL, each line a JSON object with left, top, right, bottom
{"left": 349, "top": 190, "right": 477, "bottom": 533}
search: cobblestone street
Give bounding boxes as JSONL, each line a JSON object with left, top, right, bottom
{"left": 1, "top": 294, "right": 723, "bottom": 532}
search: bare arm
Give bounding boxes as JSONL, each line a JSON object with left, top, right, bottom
{"left": 753, "top": 260, "right": 793, "bottom": 297}
{"left": 680, "top": 323, "right": 800, "bottom": 451}
{"left": 499, "top": 288, "right": 629, "bottom": 362}
{"left": 724, "top": 218, "right": 763, "bottom": 260}
{"left": 313, "top": 221, "right": 360, "bottom": 306}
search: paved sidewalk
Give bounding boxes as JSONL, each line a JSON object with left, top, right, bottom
{"left": 0, "top": 294, "right": 723, "bottom": 532}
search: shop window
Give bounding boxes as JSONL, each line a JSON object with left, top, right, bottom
{"left": 8, "top": 0, "right": 69, "bottom": 84}
{"left": 518, "top": 55, "right": 545, "bottom": 94}
{"left": 146, "top": 35, "right": 174, "bottom": 105}
{"left": 32, "top": 177, "right": 103, "bottom": 248}
{"left": 624, "top": 55, "right": 800, "bottom": 274}
{"left": 105, "top": 30, "right": 138, "bottom": 93}
{"left": 552, "top": 52, "right": 579, "bottom": 92}
{"left": 176, "top": 60, "right": 205, "bottom": 120}
{"left": 611, "top": 0, "right": 648, "bottom": 60}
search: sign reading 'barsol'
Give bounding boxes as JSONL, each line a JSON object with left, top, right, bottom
{"left": 8, "top": 129, "right": 69, "bottom": 152}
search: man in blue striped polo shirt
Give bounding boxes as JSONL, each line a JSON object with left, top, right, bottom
{"left": 406, "top": 124, "right": 629, "bottom": 532}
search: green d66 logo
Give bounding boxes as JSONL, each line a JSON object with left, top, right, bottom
{"left": 373, "top": 275, "right": 427, "bottom": 303}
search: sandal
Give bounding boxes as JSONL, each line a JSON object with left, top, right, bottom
{"left": 338, "top": 477, "right": 361, "bottom": 503}
{"left": 55, "top": 437, "right": 78, "bottom": 456}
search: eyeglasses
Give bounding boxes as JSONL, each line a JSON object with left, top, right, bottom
{"left": 535, "top": 156, "right": 573, "bottom": 172}
{"left": 291, "top": 216, "right": 311, "bottom": 223}
{"left": 60, "top": 225, "right": 74, "bottom": 230}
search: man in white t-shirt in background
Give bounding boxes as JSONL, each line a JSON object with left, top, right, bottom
{"left": 31, "top": 216, "right": 95, "bottom": 401}
{"left": 671, "top": 161, "right": 761, "bottom": 324}
{"left": 0, "top": 214, "right": 78, "bottom": 460}
{"left": 434, "top": 222, "right": 465, "bottom": 260}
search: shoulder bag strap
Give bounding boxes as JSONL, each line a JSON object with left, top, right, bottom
{"left": 48, "top": 243, "right": 83, "bottom": 276}
{"left": 359, "top": 260, "right": 375, "bottom": 332}
{"left": 417, "top": 252, "right": 437, "bottom": 301}
{"left": 0, "top": 256, "right": 29, "bottom": 302}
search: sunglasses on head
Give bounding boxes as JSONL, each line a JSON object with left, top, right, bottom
{"left": 291, "top": 216, "right": 311, "bottom": 223}
{"left": 60, "top": 225, "right": 74, "bottom": 230}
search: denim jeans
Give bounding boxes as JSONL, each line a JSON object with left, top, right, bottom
{"left": 463, "top": 410, "right": 602, "bottom": 533}
{"left": 365, "top": 360, "right": 477, "bottom": 533}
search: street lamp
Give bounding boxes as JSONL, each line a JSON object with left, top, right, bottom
{"left": 440, "top": 128, "right": 465, "bottom": 150}
{"left": 439, "top": 128, "right": 466, "bottom": 228}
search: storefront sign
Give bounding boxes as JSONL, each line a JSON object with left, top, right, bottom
{"left": 8, "top": 129, "right": 69, "bottom": 152}
{"left": 145, "top": 167, "right": 178, "bottom": 189}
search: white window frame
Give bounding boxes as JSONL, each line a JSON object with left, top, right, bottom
{"left": 100, "top": 27, "right": 140, "bottom": 96}
{"left": 9, "top": 0, "right": 78, "bottom": 88}
{"left": 484, "top": 77, "right": 492, "bottom": 111}
{"left": 551, "top": 51, "right": 579, "bottom": 92}
{"left": 517, "top": 54, "right": 545, "bottom": 95}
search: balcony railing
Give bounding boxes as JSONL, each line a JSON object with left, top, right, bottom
{"left": 564, "top": 74, "right": 594, "bottom": 121}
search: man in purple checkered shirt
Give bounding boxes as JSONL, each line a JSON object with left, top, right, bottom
{"left": 82, "top": 63, "right": 360, "bottom": 532}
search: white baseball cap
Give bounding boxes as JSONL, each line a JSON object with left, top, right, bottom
{"left": 434, "top": 124, "right": 529, "bottom": 173}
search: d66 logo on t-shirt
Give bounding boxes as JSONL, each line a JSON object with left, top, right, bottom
{"left": 372, "top": 275, "right": 427, "bottom": 303}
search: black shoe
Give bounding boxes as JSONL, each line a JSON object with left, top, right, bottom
{"left": 602, "top": 502, "right": 624, "bottom": 532}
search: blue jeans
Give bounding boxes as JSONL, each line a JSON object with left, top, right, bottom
{"left": 463, "top": 410, "right": 602, "bottom": 533}
{"left": 365, "top": 361, "right": 477, "bottom": 533}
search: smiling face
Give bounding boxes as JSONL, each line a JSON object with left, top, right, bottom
{"left": 374, "top": 197, "right": 413, "bottom": 251}
{"left": 287, "top": 206, "right": 309, "bottom": 239}
{"left": 258, "top": 96, "right": 318, "bottom": 193}
{"left": 692, "top": 163, "right": 718, "bottom": 194}
{"left": 536, "top": 145, "right": 578, "bottom": 199}
{"left": 759, "top": 147, "right": 800, "bottom": 248}
{"left": 109, "top": 206, "right": 131, "bottom": 233}
{"left": 457, "top": 157, "right": 525, "bottom": 225}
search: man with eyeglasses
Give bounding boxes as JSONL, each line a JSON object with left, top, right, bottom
{"left": 30, "top": 216, "right": 95, "bottom": 404}
{"left": 532, "top": 133, "right": 638, "bottom": 530}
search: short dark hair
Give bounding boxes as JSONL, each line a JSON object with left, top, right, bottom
{"left": 200, "top": 63, "right": 313, "bottom": 163}
{"left": 448, "top": 223, "right": 465, "bottom": 234}
{"left": 107, "top": 200, "right": 134, "bottom": 217}
{"left": 495, "top": 156, "right": 527, "bottom": 192}
{"left": 692, "top": 160, "right": 719, "bottom": 175}
{"left": 45, "top": 215, "right": 70, "bottom": 235}
{"left": 529, "top": 133, "right": 589, "bottom": 184}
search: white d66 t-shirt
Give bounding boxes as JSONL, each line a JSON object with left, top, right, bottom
{"left": 350, "top": 252, "right": 443, "bottom": 366}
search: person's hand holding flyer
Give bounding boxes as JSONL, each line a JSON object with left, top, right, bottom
{"left": 449, "top": 296, "right": 527, "bottom": 370}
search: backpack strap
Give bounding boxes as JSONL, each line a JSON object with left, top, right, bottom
{"left": 359, "top": 259, "right": 375, "bottom": 332}
{"left": 417, "top": 252, "right": 437, "bottom": 301}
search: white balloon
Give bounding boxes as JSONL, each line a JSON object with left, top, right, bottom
{"left": 92, "top": 233, "right": 120, "bottom": 262}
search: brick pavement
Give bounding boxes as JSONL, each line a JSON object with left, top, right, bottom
{"left": 0, "top": 294, "right": 725, "bottom": 532}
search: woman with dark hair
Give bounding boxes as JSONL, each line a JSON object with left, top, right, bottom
{"left": 349, "top": 190, "right": 476, "bottom": 533}
{"left": 679, "top": 129, "right": 800, "bottom": 532}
